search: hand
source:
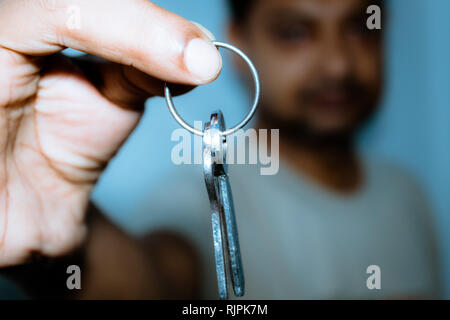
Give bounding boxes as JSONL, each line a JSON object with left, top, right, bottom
{"left": 0, "top": 0, "right": 222, "bottom": 267}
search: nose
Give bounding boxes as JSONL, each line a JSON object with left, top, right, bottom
{"left": 320, "top": 35, "right": 352, "bottom": 80}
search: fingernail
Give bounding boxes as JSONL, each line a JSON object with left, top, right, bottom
{"left": 191, "top": 21, "right": 216, "bottom": 41}
{"left": 184, "top": 38, "right": 222, "bottom": 82}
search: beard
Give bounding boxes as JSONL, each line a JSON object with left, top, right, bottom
{"left": 257, "top": 106, "right": 353, "bottom": 147}
{"left": 257, "top": 77, "right": 380, "bottom": 146}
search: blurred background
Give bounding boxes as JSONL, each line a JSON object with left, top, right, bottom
{"left": 0, "top": 0, "right": 449, "bottom": 299}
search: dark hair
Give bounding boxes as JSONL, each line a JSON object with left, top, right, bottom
{"left": 226, "top": 0, "right": 255, "bottom": 23}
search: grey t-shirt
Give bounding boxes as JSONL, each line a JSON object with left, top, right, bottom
{"left": 134, "top": 158, "right": 441, "bottom": 299}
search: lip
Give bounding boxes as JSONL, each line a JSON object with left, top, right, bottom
{"left": 312, "top": 92, "right": 352, "bottom": 111}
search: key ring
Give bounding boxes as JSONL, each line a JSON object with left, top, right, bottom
{"left": 164, "top": 41, "right": 260, "bottom": 137}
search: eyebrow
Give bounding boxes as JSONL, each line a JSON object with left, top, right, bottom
{"left": 265, "top": 9, "right": 315, "bottom": 25}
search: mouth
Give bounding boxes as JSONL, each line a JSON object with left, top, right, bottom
{"left": 311, "top": 90, "right": 354, "bottom": 112}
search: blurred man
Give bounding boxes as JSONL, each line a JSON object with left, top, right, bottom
{"left": 139, "top": 0, "right": 442, "bottom": 299}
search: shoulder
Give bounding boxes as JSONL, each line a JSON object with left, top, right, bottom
{"left": 363, "top": 157, "right": 435, "bottom": 226}
{"left": 364, "top": 157, "right": 427, "bottom": 200}
{"left": 364, "top": 158, "right": 441, "bottom": 297}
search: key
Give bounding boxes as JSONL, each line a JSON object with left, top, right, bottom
{"left": 164, "top": 41, "right": 260, "bottom": 300}
{"left": 203, "top": 110, "right": 245, "bottom": 300}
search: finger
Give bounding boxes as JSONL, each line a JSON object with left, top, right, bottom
{"left": 72, "top": 57, "right": 195, "bottom": 109}
{"left": 0, "top": 0, "right": 222, "bottom": 85}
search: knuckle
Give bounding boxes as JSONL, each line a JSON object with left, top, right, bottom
{"left": 0, "top": 49, "right": 40, "bottom": 107}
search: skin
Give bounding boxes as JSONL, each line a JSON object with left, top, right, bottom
{"left": 0, "top": 0, "right": 220, "bottom": 298}
{"left": 229, "top": 0, "right": 383, "bottom": 193}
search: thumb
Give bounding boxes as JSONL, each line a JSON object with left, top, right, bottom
{"left": 0, "top": 0, "right": 222, "bottom": 85}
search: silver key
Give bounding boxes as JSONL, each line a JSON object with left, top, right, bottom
{"left": 203, "top": 110, "right": 245, "bottom": 300}
{"left": 164, "top": 41, "right": 260, "bottom": 300}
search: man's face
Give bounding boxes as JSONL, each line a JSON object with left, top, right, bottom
{"left": 234, "top": 0, "right": 383, "bottom": 138}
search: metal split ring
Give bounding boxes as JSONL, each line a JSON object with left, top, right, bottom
{"left": 164, "top": 41, "right": 260, "bottom": 136}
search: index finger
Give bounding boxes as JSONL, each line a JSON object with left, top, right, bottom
{"left": 0, "top": 0, "right": 222, "bottom": 85}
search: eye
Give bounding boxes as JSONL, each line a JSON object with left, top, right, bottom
{"left": 271, "top": 23, "right": 310, "bottom": 44}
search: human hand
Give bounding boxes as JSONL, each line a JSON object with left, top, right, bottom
{"left": 0, "top": 0, "right": 221, "bottom": 267}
